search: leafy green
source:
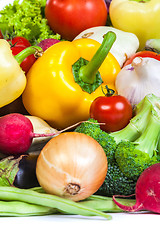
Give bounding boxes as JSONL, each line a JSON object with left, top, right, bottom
{"left": 0, "top": 0, "right": 61, "bottom": 45}
{"left": 0, "top": 155, "right": 22, "bottom": 186}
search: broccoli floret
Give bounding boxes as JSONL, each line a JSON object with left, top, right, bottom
{"left": 96, "top": 162, "right": 136, "bottom": 197}
{"left": 115, "top": 100, "right": 160, "bottom": 181}
{"left": 75, "top": 119, "right": 136, "bottom": 196}
{"left": 75, "top": 94, "right": 160, "bottom": 196}
{"left": 75, "top": 118, "right": 117, "bottom": 163}
{"left": 115, "top": 141, "right": 159, "bottom": 181}
{"left": 75, "top": 94, "right": 159, "bottom": 162}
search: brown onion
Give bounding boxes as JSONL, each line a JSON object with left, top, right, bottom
{"left": 36, "top": 132, "right": 107, "bottom": 201}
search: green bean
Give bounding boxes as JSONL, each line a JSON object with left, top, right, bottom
{"left": 30, "top": 188, "right": 136, "bottom": 214}
{"left": 0, "top": 186, "right": 111, "bottom": 219}
{"left": 79, "top": 195, "right": 136, "bottom": 213}
{"left": 0, "top": 200, "right": 57, "bottom": 217}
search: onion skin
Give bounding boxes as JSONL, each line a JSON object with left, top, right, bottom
{"left": 36, "top": 132, "right": 108, "bottom": 201}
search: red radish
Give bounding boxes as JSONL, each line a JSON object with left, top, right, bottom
{"left": 38, "top": 39, "right": 60, "bottom": 51}
{"left": 0, "top": 113, "right": 88, "bottom": 155}
{"left": 0, "top": 113, "right": 60, "bottom": 155}
{"left": 113, "top": 163, "right": 160, "bottom": 213}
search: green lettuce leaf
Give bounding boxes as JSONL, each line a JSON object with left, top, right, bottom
{"left": 0, "top": 0, "right": 61, "bottom": 45}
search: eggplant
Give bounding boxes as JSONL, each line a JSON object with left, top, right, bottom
{"left": 14, "top": 152, "right": 40, "bottom": 189}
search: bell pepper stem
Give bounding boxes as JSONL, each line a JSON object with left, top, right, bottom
{"left": 79, "top": 31, "right": 116, "bottom": 84}
{"left": 14, "top": 46, "right": 43, "bottom": 65}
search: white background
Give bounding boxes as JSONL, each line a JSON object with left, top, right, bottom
{"left": 0, "top": 1, "right": 159, "bottom": 239}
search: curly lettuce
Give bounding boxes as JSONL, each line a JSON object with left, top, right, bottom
{"left": 0, "top": 0, "right": 61, "bottom": 45}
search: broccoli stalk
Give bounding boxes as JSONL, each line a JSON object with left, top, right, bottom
{"left": 134, "top": 112, "right": 160, "bottom": 156}
{"left": 115, "top": 100, "right": 160, "bottom": 181}
{"left": 110, "top": 94, "right": 159, "bottom": 143}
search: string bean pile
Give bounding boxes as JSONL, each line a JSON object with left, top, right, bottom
{"left": 0, "top": 186, "right": 136, "bottom": 219}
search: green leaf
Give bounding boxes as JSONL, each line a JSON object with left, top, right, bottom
{"left": 0, "top": 155, "right": 22, "bottom": 186}
{"left": 0, "top": 0, "right": 60, "bottom": 45}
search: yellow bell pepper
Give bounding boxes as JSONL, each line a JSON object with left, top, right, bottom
{"left": 22, "top": 32, "right": 121, "bottom": 130}
{"left": 0, "top": 39, "right": 42, "bottom": 108}
{"left": 0, "top": 39, "right": 26, "bottom": 108}
{"left": 109, "top": 0, "right": 160, "bottom": 50}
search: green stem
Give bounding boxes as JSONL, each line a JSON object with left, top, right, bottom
{"left": 14, "top": 46, "right": 43, "bottom": 65}
{"left": 78, "top": 31, "right": 116, "bottom": 84}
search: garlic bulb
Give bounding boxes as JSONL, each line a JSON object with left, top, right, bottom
{"left": 115, "top": 57, "right": 160, "bottom": 106}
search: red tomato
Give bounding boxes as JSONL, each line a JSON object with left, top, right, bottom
{"left": 45, "top": 0, "right": 108, "bottom": 40}
{"left": 124, "top": 51, "right": 160, "bottom": 67}
{"left": 0, "top": 30, "right": 3, "bottom": 39}
{"left": 90, "top": 95, "right": 133, "bottom": 132}
{"left": 8, "top": 37, "right": 36, "bottom": 74}
{"left": 9, "top": 36, "right": 31, "bottom": 48}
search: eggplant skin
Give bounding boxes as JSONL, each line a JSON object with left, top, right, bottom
{"left": 14, "top": 153, "right": 40, "bottom": 189}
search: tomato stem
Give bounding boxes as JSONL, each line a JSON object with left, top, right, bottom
{"left": 14, "top": 46, "right": 43, "bottom": 65}
{"left": 102, "top": 85, "right": 115, "bottom": 97}
{"left": 78, "top": 31, "right": 116, "bottom": 84}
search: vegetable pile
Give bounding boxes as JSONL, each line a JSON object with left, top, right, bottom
{"left": 0, "top": 0, "right": 160, "bottom": 219}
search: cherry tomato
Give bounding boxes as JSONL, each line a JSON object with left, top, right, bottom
{"left": 0, "top": 30, "right": 3, "bottom": 39}
{"left": 124, "top": 51, "right": 160, "bottom": 67}
{"left": 8, "top": 36, "right": 36, "bottom": 74}
{"left": 9, "top": 36, "right": 31, "bottom": 48}
{"left": 90, "top": 95, "right": 133, "bottom": 132}
{"left": 45, "top": 0, "right": 108, "bottom": 41}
